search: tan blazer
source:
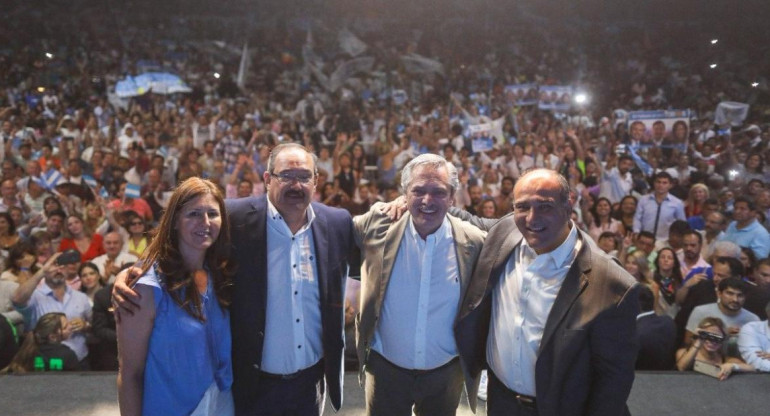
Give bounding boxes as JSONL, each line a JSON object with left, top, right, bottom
{"left": 352, "top": 203, "right": 486, "bottom": 399}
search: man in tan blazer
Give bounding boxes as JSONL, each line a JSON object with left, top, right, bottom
{"left": 353, "top": 154, "right": 486, "bottom": 416}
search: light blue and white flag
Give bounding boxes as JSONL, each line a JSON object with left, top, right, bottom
{"left": 44, "top": 169, "right": 64, "bottom": 190}
{"left": 124, "top": 183, "right": 141, "bottom": 199}
{"left": 82, "top": 174, "right": 98, "bottom": 189}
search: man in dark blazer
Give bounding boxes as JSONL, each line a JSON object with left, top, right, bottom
{"left": 453, "top": 169, "right": 639, "bottom": 416}
{"left": 635, "top": 286, "right": 676, "bottom": 370}
{"left": 226, "top": 143, "right": 358, "bottom": 415}
{"left": 114, "top": 144, "right": 358, "bottom": 415}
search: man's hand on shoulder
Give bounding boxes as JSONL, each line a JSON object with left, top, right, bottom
{"left": 379, "top": 195, "right": 407, "bottom": 221}
{"left": 111, "top": 266, "right": 144, "bottom": 323}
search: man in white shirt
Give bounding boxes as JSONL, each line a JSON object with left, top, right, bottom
{"left": 738, "top": 301, "right": 770, "bottom": 372}
{"left": 454, "top": 169, "right": 639, "bottom": 416}
{"left": 90, "top": 232, "right": 138, "bottom": 284}
{"left": 354, "top": 154, "right": 486, "bottom": 415}
{"left": 600, "top": 154, "right": 634, "bottom": 204}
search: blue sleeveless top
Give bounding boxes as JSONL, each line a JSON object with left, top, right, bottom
{"left": 137, "top": 265, "right": 232, "bottom": 416}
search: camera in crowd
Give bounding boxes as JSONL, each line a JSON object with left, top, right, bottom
{"left": 697, "top": 330, "right": 724, "bottom": 344}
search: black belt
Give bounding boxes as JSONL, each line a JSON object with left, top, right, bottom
{"left": 257, "top": 359, "right": 323, "bottom": 380}
{"left": 368, "top": 350, "right": 459, "bottom": 376}
{"left": 489, "top": 369, "right": 537, "bottom": 410}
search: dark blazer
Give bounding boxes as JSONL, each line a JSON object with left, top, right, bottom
{"left": 226, "top": 196, "right": 358, "bottom": 412}
{"left": 636, "top": 313, "right": 677, "bottom": 370}
{"left": 454, "top": 213, "right": 639, "bottom": 416}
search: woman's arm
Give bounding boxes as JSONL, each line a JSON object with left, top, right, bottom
{"left": 719, "top": 358, "right": 755, "bottom": 380}
{"left": 675, "top": 338, "right": 704, "bottom": 371}
{"left": 117, "top": 284, "right": 156, "bottom": 416}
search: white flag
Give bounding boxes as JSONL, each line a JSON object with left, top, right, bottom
{"left": 237, "top": 43, "right": 250, "bottom": 90}
{"left": 338, "top": 29, "right": 368, "bottom": 57}
{"left": 714, "top": 101, "right": 749, "bottom": 127}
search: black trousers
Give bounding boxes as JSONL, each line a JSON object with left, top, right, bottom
{"left": 235, "top": 360, "right": 325, "bottom": 416}
{"left": 364, "top": 351, "right": 464, "bottom": 416}
{"left": 487, "top": 369, "right": 538, "bottom": 416}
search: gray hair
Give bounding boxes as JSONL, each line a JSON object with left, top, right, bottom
{"left": 266, "top": 143, "right": 318, "bottom": 175}
{"left": 400, "top": 153, "right": 459, "bottom": 194}
{"left": 516, "top": 168, "right": 571, "bottom": 206}
{"left": 708, "top": 240, "right": 741, "bottom": 260}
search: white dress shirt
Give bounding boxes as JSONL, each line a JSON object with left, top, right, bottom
{"left": 371, "top": 217, "right": 460, "bottom": 370}
{"left": 738, "top": 320, "right": 770, "bottom": 372}
{"left": 261, "top": 201, "right": 323, "bottom": 374}
{"left": 487, "top": 225, "right": 581, "bottom": 396}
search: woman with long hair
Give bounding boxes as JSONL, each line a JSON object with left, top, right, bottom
{"left": 614, "top": 195, "right": 638, "bottom": 234}
{"left": 58, "top": 213, "right": 105, "bottom": 262}
{"left": 625, "top": 249, "right": 653, "bottom": 287}
{"left": 585, "top": 197, "right": 626, "bottom": 244}
{"left": 83, "top": 202, "right": 107, "bottom": 235}
{"left": 652, "top": 247, "right": 684, "bottom": 317}
{"left": 6, "top": 312, "right": 79, "bottom": 373}
{"left": 0, "top": 243, "right": 38, "bottom": 284}
{"left": 78, "top": 262, "right": 103, "bottom": 303}
{"left": 0, "top": 212, "right": 20, "bottom": 252}
{"left": 675, "top": 317, "right": 753, "bottom": 379}
{"left": 684, "top": 183, "right": 709, "bottom": 218}
{"left": 118, "top": 177, "right": 235, "bottom": 416}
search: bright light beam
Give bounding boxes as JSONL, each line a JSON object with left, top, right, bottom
{"left": 214, "top": 72, "right": 221, "bottom": 79}
{"left": 710, "top": 39, "right": 718, "bottom": 45}
{"left": 709, "top": 64, "right": 717, "bottom": 69}
{"left": 574, "top": 93, "right": 588, "bottom": 104}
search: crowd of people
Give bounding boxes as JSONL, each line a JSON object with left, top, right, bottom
{"left": 1, "top": 0, "right": 770, "bottom": 414}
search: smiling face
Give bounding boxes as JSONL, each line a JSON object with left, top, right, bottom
{"left": 513, "top": 170, "right": 571, "bottom": 254}
{"left": 264, "top": 147, "right": 316, "bottom": 217}
{"left": 406, "top": 164, "right": 454, "bottom": 239}
{"left": 175, "top": 193, "right": 222, "bottom": 257}
{"left": 700, "top": 324, "right": 725, "bottom": 353}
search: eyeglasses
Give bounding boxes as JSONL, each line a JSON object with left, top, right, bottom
{"left": 270, "top": 171, "right": 314, "bottom": 184}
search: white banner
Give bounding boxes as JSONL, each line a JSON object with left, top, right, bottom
{"left": 400, "top": 53, "right": 445, "bottom": 77}
{"left": 714, "top": 101, "right": 750, "bottom": 127}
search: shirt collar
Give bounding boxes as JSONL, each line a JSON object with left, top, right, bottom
{"left": 266, "top": 198, "right": 316, "bottom": 233}
{"left": 637, "top": 310, "right": 656, "bottom": 320}
{"left": 40, "top": 282, "right": 71, "bottom": 297}
{"left": 407, "top": 214, "right": 451, "bottom": 243}
{"left": 522, "top": 222, "right": 579, "bottom": 268}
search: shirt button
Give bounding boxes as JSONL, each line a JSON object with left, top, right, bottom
{"left": 293, "top": 264, "right": 296, "bottom": 268}
{"left": 296, "top": 318, "right": 300, "bottom": 323}
{"left": 309, "top": 256, "right": 314, "bottom": 260}
{"left": 292, "top": 237, "right": 295, "bottom": 241}
{"left": 298, "top": 345, "right": 302, "bottom": 349}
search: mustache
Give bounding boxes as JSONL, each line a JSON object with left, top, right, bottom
{"left": 284, "top": 190, "right": 305, "bottom": 198}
